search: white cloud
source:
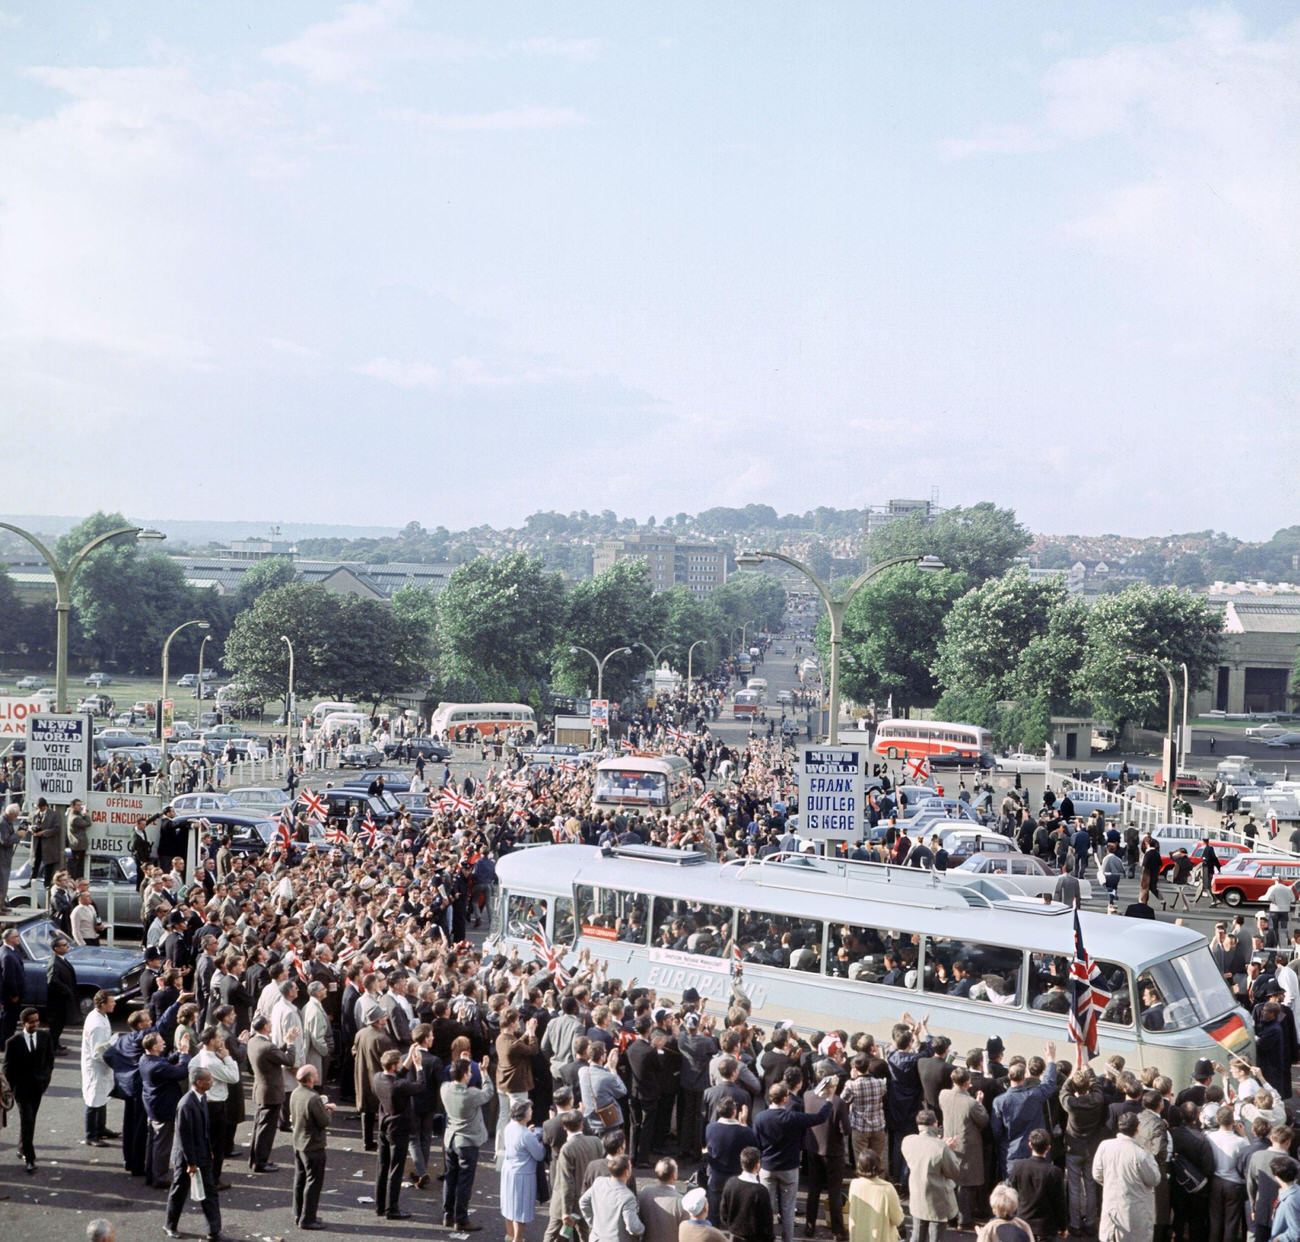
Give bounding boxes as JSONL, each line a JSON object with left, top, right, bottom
{"left": 387, "top": 105, "right": 585, "bottom": 133}
{"left": 353, "top": 357, "right": 443, "bottom": 390}
{"left": 516, "top": 37, "right": 603, "bottom": 61}
{"left": 266, "top": 337, "right": 323, "bottom": 361}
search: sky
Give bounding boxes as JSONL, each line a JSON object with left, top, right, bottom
{"left": 0, "top": 2, "right": 1296, "bottom": 539}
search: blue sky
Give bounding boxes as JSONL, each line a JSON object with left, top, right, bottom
{"left": 1, "top": 3, "right": 1295, "bottom": 538}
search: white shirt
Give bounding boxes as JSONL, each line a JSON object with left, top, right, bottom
{"left": 191, "top": 1048, "right": 240, "bottom": 1102}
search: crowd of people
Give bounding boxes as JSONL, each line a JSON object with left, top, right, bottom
{"left": 0, "top": 660, "right": 1299, "bottom": 1242}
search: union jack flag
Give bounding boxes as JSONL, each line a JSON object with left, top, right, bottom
{"left": 299, "top": 788, "right": 327, "bottom": 821}
{"left": 666, "top": 725, "right": 687, "bottom": 744}
{"left": 326, "top": 823, "right": 349, "bottom": 847}
{"left": 730, "top": 940, "right": 744, "bottom": 978}
{"left": 276, "top": 817, "right": 294, "bottom": 853}
{"left": 360, "top": 816, "right": 380, "bottom": 848}
{"left": 619, "top": 739, "right": 636, "bottom": 754}
{"left": 531, "top": 921, "right": 571, "bottom": 988}
{"left": 439, "top": 787, "right": 473, "bottom": 814}
{"left": 1067, "top": 905, "right": 1111, "bottom": 1061}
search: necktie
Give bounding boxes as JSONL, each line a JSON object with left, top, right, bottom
{"left": 28, "top": 1033, "right": 36, "bottom": 1053}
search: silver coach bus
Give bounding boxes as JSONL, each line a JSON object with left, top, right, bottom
{"left": 494, "top": 844, "right": 1252, "bottom": 1081}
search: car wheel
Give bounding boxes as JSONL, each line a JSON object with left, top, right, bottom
{"left": 1222, "top": 888, "right": 1245, "bottom": 908}
{"left": 77, "top": 990, "right": 97, "bottom": 1019}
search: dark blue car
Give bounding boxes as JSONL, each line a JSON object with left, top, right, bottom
{"left": 5, "top": 914, "right": 146, "bottom": 1019}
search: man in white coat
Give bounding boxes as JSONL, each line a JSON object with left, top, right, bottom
{"left": 81, "top": 990, "right": 118, "bottom": 1146}
{"left": 271, "top": 979, "right": 307, "bottom": 1126}
{"left": 1091, "top": 1110, "right": 1160, "bottom": 1242}
{"left": 302, "top": 981, "right": 334, "bottom": 1078}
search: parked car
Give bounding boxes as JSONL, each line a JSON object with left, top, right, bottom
{"left": 382, "top": 737, "right": 453, "bottom": 762}
{"left": 928, "top": 750, "right": 995, "bottom": 770}
{"left": 295, "top": 789, "right": 396, "bottom": 826}
{"left": 1157, "top": 838, "right": 1249, "bottom": 875}
{"left": 936, "top": 828, "right": 1019, "bottom": 868}
{"left": 199, "top": 712, "right": 220, "bottom": 728}
{"left": 1211, "top": 855, "right": 1300, "bottom": 907}
{"left": 169, "top": 720, "right": 195, "bottom": 740}
{"left": 83, "top": 671, "right": 113, "bottom": 686}
{"left": 1075, "top": 761, "right": 1151, "bottom": 783}
{"left": 994, "top": 752, "right": 1048, "bottom": 774}
{"left": 6, "top": 852, "right": 141, "bottom": 933}
{"left": 176, "top": 673, "right": 198, "bottom": 687}
{"left": 15, "top": 675, "right": 46, "bottom": 690}
{"left": 202, "top": 724, "right": 243, "bottom": 742}
{"left": 1245, "top": 723, "right": 1290, "bottom": 739}
{"left": 342, "top": 769, "right": 411, "bottom": 793}
{"left": 2, "top": 913, "right": 146, "bottom": 1017}
{"left": 170, "top": 792, "right": 237, "bottom": 815}
{"left": 95, "top": 728, "right": 152, "bottom": 749}
{"left": 170, "top": 739, "right": 218, "bottom": 759}
{"left": 948, "top": 852, "right": 1091, "bottom": 902}
{"left": 338, "top": 743, "right": 384, "bottom": 768}
{"left": 169, "top": 811, "right": 279, "bottom": 858}
{"left": 226, "top": 786, "right": 291, "bottom": 814}
{"left": 1264, "top": 733, "right": 1300, "bottom": 749}
{"left": 225, "top": 738, "right": 269, "bottom": 761}
{"left": 776, "top": 690, "right": 793, "bottom": 705}
{"left": 78, "top": 693, "right": 115, "bottom": 717}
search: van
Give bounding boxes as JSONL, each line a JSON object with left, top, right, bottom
{"left": 320, "top": 711, "right": 368, "bottom": 737}
{"left": 312, "top": 700, "right": 361, "bottom": 727}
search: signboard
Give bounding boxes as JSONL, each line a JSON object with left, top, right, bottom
{"left": 160, "top": 698, "right": 175, "bottom": 740}
{"left": 25, "top": 713, "right": 92, "bottom": 801}
{"left": 87, "top": 791, "right": 164, "bottom": 851}
{"left": 0, "top": 695, "right": 45, "bottom": 738}
{"left": 590, "top": 699, "right": 609, "bottom": 727}
{"left": 797, "top": 743, "right": 869, "bottom": 842}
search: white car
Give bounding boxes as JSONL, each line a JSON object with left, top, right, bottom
{"left": 995, "top": 752, "right": 1049, "bottom": 774}
{"left": 169, "top": 792, "right": 236, "bottom": 814}
{"left": 227, "top": 786, "right": 290, "bottom": 813}
{"left": 947, "top": 852, "right": 1092, "bottom": 902}
{"left": 15, "top": 675, "right": 46, "bottom": 690}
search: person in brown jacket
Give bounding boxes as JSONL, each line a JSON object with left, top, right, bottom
{"left": 938, "top": 1066, "right": 989, "bottom": 1230}
{"left": 354, "top": 1008, "right": 396, "bottom": 1153}
{"left": 804, "top": 1063, "right": 850, "bottom": 1240}
{"left": 495, "top": 1007, "right": 538, "bottom": 1161}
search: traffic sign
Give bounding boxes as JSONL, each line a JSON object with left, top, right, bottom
{"left": 590, "top": 699, "right": 609, "bottom": 727}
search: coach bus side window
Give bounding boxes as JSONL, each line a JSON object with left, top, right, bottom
{"left": 736, "top": 911, "right": 824, "bottom": 973}
{"left": 925, "top": 937, "right": 1022, "bottom": 1006}
{"left": 826, "top": 924, "right": 910, "bottom": 986}
{"left": 577, "top": 885, "right": 648, "bottom": 944}
{"left": 554, "top": 897, "right": 575, "bottom": 944}
{"left": 652, "top": 896, "right": 734, "bottom": 958}
{"left": 507, "top": 893, "right": 548, "bottom": 932}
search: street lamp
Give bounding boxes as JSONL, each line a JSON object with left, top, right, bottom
{"left": 1180, "top": 661, "right": 1190, "bottom": 770}
{"left": 280, "top": 635, "right": 296, "bottom": 731}
{"left": 0, "top": 521, "right": 165, "bottom": 712}
{"left": 635, "top": 641, "right": 675, "bottom": 670}
{"left": 687, "top": 639, "right": 707, "bottom": 684}
{"left": 735, "top": 551, "right": 945, "bottom": 745}
{"left": 570, "top": 645, "right": 631, "bottom": 706}
{"left": 196, "top": 633, "right": 212, "bottom": 722}
{"left": 1126, "top": 652, "right": 1177, "bottom": 824}
{"left": 161, "top": 620, "right": 209, "bottom": 771}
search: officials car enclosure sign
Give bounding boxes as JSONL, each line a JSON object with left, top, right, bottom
{"left": 25, "top": 712, "right": 92, "bottom": 801}
{"left": 797, "top": 743, "right": 868, "bottom": 842}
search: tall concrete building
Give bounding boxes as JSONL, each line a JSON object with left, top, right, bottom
{"left": 592, "top": 533, "right": 729, "bottom": 598}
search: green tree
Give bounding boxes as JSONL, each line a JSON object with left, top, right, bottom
{"left": 865, "top": 502, "right": 1030, "bottom": 582}
{"left": 0, "top": 568, "right": 24, "bottom": 662}
{"left": 932, "top": 569, "right": 1068, "bottom": 702}
{"left": 712, "top": 573, "right": 786, "bottom": 636}
{"left": 551, "top": 560, "right": 665, "bottom": 701}
{"left": 826, "top": 565, "right": 967, "bottom": 708}
{"left": 435, "top": 554, "right": 565, "bottom": 700}
{"left": 1008, "top": 597, "right": 1088, "bottom": 710}
{"left": 221, "top": 583, "right": 343, "bottom": 707}
{"left": 1078, "top": 585, "right": 1223, "bottom": 728}
{"left": 236, "top": 556, "right": 298, "bottom": 611}
{"left": 658, "top": 587, "right": 728, "bottom": 677}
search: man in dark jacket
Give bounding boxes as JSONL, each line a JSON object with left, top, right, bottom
{"left": 290, "top": 1063, "right": 333, "bottom": 1230}
{"left": 885, "top": 1018, "right": 933, "bottom": 1182}
{"left": 625, "top": 1017, "right": 665, "bottom": 1167}
{"left": 1007, "top": 1128, "right": 1068, "bottom": 1241}
{"left": 753, "top": 1080, "right": 832, "bottom": 1242}
{"left": 676, "top": 1013, "right": 717, "bottom": 1161}
{"left": 1170, "top": 1101, "right": 1216, "bottom": 1242}
{"left": 3, "top": 1006, "right": 55, "bottom": 1172}
{"left": 140, "top": 1030, "right": 193, "bottom": 1188}
{"left": 721, "top": 1145, "right": 776, "bottom": 1242}
{"left": 164, "top": 1068, "right": 223, "bottom": 1241}
{"left": 1, "top": 925, "right": 27, "bottom": 1045}
{"left": 1058, "top": 1065, "right": 1107, "bottom": 1236}
{"left": 803, "top": 1065, "right": 850, "bottom": 1239}
{"left": 45, "top": 934, "right": 77, "bottom": 1054}
{"left": 373, "top": 1043, "right": 425, "bottom": 1220}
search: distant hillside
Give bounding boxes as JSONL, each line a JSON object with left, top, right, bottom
{"left": 0, "top": 515, "right": 400, "bottom": 548}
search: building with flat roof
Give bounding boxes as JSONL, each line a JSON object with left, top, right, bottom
{"left": 591, "top": 534, "right": 729, "bottom": 598}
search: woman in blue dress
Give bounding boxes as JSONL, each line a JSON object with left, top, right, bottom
{"left": 499, "top": 1098, "right": 546, "bottom": 1242}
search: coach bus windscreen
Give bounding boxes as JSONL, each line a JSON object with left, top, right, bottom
{"left": 594, "top": 769, "right": 668, "bottom": 806}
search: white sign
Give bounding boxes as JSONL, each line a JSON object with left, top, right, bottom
{"left": 25, "top": 713, "right": 92, "bottom": 801}
{"left": 797, "top": 743, "right": 868, "bottom": 841}
{"left": 87, "top": 791, "right": 164, "bottom": 850}
{"left": 590, "top": 699, "right": 609, "bottom": 727}
{"left": 0, "top": 695, "right": 45, "bottom": 738}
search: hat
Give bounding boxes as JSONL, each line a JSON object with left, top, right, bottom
{"left": 652, "top": 1007, "right": 669, "bottom": 1024}
{"left": 682, "top": 1189, "right": 709, "bottom": 1216}
{"left": 1193, "top": 1058, "right": 1215, "bottom": 1079}
{"left": 681, "top": 987, "right": 700, "bottom": 1004}
{"left": 144, "top": 946, "right": 163, "bottom": 960}
{"left": 987, "top": 1036, "right": 1005, "bottom": 1057}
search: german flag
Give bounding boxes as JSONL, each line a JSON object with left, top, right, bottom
{"left": 1204, "top": 1012, "right": 1252, "bottom": 1057}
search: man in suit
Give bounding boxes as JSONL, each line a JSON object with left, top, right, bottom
{"left": 3, "top": 1006, "right": 54, "bottom": 1172}
{"left": 30, "top": 797, "right": 63, "bottom": 891}
{"left": 207, "top": 952, "right": 253, "bottom": 1033}
{"left": 353, "top": 1007, "right": 396, "bottom": 1152}
{"left": 247, "top": 1011, "right": 300, "bottom": 1172}
{"left": 544, "top": 1109, "right": 608, "bottom": 1242}
{"left": 580, "top": 1153, "right": 644, "bottom": 1242}
{"left": 290, "top": 1063, "right": 333, "bottom": 1230}
{"left": 338, "top": 964, "right": 362, "bottom": 1104}
{"left": 0, "top": 925, "right": 25, "bottom": 1045}
{"left": 624, "top": 1016, "right": 664, "bottom": 1167}
{"left": 374, "top": 1043, "right": 425, "bottom": 1220}
{"left": 141, "top": 1029, "right": 194, "bottom": 1188}
{"left": 1007, "top": 1127, "right": 1068, "bottom": 1242}
{"left": 164, "top": 1067, "right": 225, "bottom": 1242}
{"left": 45, "top": 933, "right": 77, "bottom": 1055}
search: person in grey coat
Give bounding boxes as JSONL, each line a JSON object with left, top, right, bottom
{"left": 441, "top": 1053, "right": 495, "bottom": 1231}
{"left": 580, "top": 1153, "right": 645, "bottom": 1242}
{"left": 0, "top": 804, "right": 21, "bottom": 915}
{"left": 30, "top": 798, "right": 63, "bottom": 891}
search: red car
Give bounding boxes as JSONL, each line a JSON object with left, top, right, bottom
{"left": 1211, "top": 855, "right": 1300, "bottom": 907}
{"left": 1158, "top": 839, "right": 1249, "bottom": 875}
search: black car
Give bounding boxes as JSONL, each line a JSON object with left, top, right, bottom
{"left": 342, "top": 769, "right": 412, "bottom": 793}
{"left": 3, "top": 913, "right": 146, "bottom": 1018}
{"left": 172, "top": 810, "right": 281, "bottom": 858}
{"left": 928, "top": 750, "right": 995, "bottom": 770}
{"left": 383, "top": 737, "right": 452, "bottom": 762}
{"left": 294, "top": 789, "right": 398, "bottom": 827}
